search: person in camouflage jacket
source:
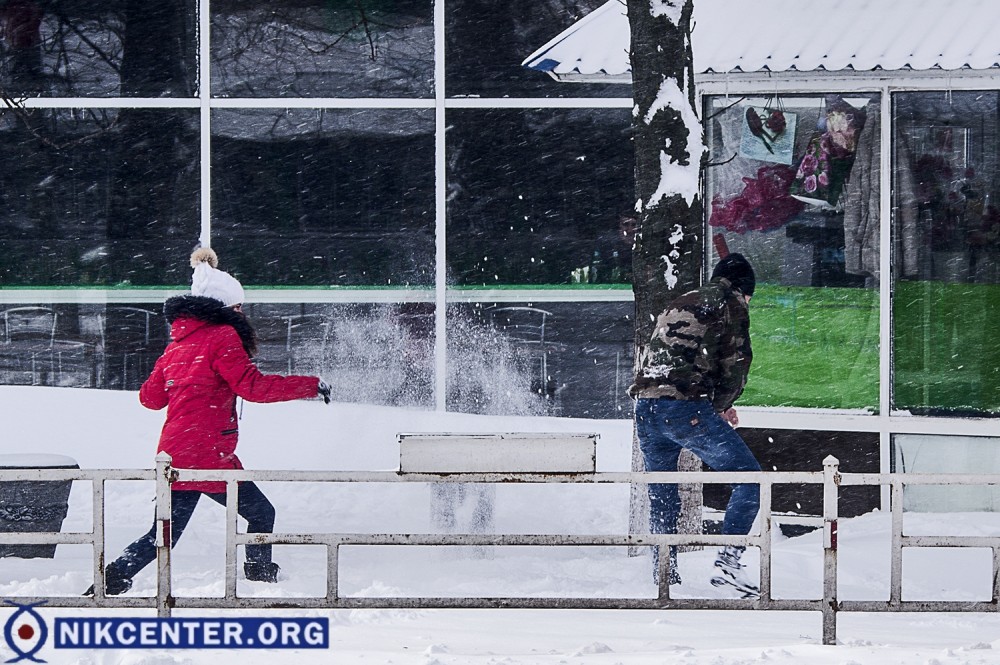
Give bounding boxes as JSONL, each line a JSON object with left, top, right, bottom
{"left": 629, "top": 253, "right": 761, "bottom": 593}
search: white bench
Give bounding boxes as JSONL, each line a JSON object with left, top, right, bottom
{"left": 398, "top": 433, "right": 599, "bottom": 553}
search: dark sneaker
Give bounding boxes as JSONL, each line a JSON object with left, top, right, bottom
{"left": 244, "top": 561, "right": 280, "bottom": 583}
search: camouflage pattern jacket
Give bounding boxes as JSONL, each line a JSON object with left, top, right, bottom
{"left": 628, "top": 277, "right": 752, "bottom": 413}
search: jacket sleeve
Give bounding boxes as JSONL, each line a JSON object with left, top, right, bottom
{"left": 138, "top": 354, "right": 169, "bottom": 410}
{"left": 710, "top": 296, "right": 752, "bottom": 413}
{"left": 211, "top": 328, "right": 320, "bottom": 403}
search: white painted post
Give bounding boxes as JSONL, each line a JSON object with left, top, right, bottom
{"left": 154, "top": 452, "right": 173, "bottom": 618}
{"left": 91, "top": 478, "right": 106, "bottom": 601}
{"left": 822, "top": 455, "right": 840, "bottom": 645}
{"left": 890, "top": 477, "right": 903, "bottom": 608}
{"left": 225, "top": 480, "right": 239, "bottom": 600}
{"left": 758, "top": 479, "right": 773, "bottom": 606}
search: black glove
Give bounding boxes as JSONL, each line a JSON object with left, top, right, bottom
{"left": 317, "top": 380, "right": 331, "bottom": 404}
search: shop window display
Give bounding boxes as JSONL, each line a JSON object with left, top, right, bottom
{"left": 705, "top": 95, "right": 881, "bottom": 410}
{"left": 892, "top": 92, "right": 1000, "bottom": 416}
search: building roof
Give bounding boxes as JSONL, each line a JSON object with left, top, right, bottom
{"left": 522, "top": 0, "right": 1000, "bottom": 82}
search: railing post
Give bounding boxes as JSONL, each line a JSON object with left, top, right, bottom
{"left": 758, "top": 478, "right": 773, "bottom": 607}
{"left": 92, "top": 478, "right": 106, "bottom": 602}
{"left": 225, "top": 480, "right": 239, "bottom": 601}
{"left": 822, "top": 455, "right": 840, "bottom": 645}
{"left": 154, "top": 452, "right": 174, "bottom": 618}
{"left": 890, "top": 476, "right": 903, "bottom": 608}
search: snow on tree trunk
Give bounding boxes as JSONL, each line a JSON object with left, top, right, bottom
{"left": 626, "top": 0, "right": 705, "bottom": 546}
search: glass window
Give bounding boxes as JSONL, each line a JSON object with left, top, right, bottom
{"left": 892, "top": 92, "right": 1000, "bottom": 416}
{"left": 894, "top": 434, "right": 1000, "bottom": 512}
{"left": 211, "top": 108, "right": 435, "bottom": 287}
{"left": 446, "top": 0, "right": 625, "bottom": 98}
{"left": 0, "top": 1, "right": 196, "bottom": 97}
{"left": 210, "top": 0, "right": 434, "bottom": 98}
{"left": 705, "top": 94, "right": 881, "bottom": 410}
{"left": 446, "top": 108, "right": 634, "bottom": 288}
{"left": 0, "top": 108, "right": 200, "bottom": 287}
{"left": 446, "top": 301, "right": 633, "bottom": 418}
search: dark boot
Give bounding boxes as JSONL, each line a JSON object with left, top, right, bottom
{"left": 244, "top": 561, "right": 280, "bottom": 583}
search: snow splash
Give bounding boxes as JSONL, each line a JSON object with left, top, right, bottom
{"left": 288, "top": 306, "right": 549, "bottom": 417}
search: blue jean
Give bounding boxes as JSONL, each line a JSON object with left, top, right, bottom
{"left": 636, "top": 398, "right": 761, "bottom": 536}
{"left": 106, "top": 481, "right": 276, "bottom": 583}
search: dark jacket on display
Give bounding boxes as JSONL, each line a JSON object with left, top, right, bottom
{"left": 628, "top": 277, "right": 752, "bottom": 413}
{"left": 139, "top": 295, "right": 319, "bottom": 492}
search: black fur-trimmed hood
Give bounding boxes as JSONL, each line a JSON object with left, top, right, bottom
{"left": 164, "top": 295, "right": 258, "bottom": 357}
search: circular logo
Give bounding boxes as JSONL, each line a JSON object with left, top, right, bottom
{"left": 3, "top": 601, "right": 48, "bottom": 663}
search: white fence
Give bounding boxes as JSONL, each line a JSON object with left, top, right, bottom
{"left": 3, "top": 453, "right": 1000, "bottom": 645}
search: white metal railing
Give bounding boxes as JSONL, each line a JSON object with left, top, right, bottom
{"left": 4, "top": 454, "right": 1000, "bottom": 645}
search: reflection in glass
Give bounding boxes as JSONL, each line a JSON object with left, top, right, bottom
{"left": 0, "top": 302, "right": 169, "bottom": 390}
{"left": 893, "top": 92, "right": 1000, "bottom": 416}
{"left": 446, "top": 108, "right": 634, "bottom": 287}
{"left": 705, "top": 94, "right": 881, "bottom": 410}
{"left": 447, "top": 301, "right": 633, "bottom": 418}
{"left": 446, "top": 0, "right": 624, "bottom": 99}
{"left": 211, "top": 0, "right": 433, "bottom": 98}
{"left": 211, "top": 108, "right": 434, "bottom": 287}
{"left": 0, "top": 1, "right": 196, "bottom": 97}
{"left": 0, "top": 108, "right": 200, "bottom": 286}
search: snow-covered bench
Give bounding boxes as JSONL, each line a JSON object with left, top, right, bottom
{"left": 398, "top": 432, "right": 599, "bottom": 544}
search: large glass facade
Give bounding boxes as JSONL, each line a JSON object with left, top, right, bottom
{"left": 0, "top": 1, "right": 632, "bottom": 421}
{"left": 2, "top": 2, "right": 998, "bottom": 434}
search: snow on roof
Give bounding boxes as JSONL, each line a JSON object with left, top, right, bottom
{"left": 522, "top": 0, "right": 1000, "bottom": 82}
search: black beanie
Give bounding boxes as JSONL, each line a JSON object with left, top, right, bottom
{"left": 711, "top": 253, "right": 756, "bottom": 297}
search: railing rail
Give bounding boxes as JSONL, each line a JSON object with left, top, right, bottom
{"left": 3, "top": 454, "right": 1000, "bottom": 644}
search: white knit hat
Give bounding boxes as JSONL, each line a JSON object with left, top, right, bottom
{"left": 189, "top": 248, "right": 245, "bottom": 307}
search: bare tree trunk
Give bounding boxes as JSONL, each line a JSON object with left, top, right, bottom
{"left": 626, "top": 0, "right": 706, "bottom": 547}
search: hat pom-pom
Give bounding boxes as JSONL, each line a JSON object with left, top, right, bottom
{"left": 190, "top": 247, "right": 219, "bottom": 269}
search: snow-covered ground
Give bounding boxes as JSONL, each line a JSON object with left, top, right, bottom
{"left": 2, "top": 386, "right": 1000, "bottom": 664}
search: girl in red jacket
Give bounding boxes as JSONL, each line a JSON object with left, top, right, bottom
{"left": 93, "top": 248, "right": 331, "bottom": 595}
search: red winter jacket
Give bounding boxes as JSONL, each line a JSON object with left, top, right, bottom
{"left": 139, "top": 297, "right": 319, "bottom": 491}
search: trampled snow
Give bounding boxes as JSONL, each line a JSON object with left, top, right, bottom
{"left": 2, "top": 385, "right": 1000, "bottom": 664}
